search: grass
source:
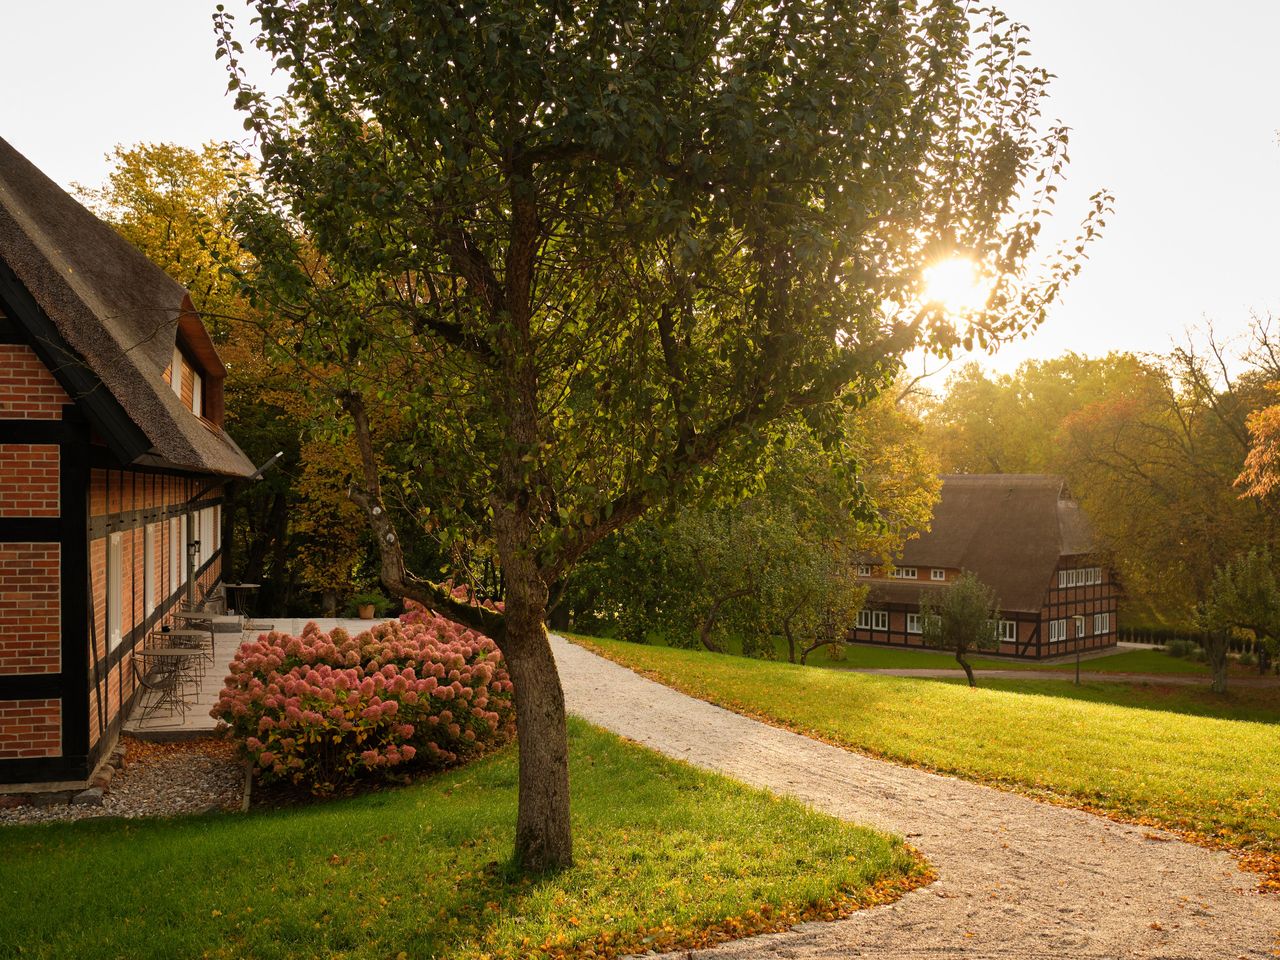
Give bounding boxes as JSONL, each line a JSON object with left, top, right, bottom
{"left": 0, "top": 720, "right": 924, "bottom": 960}
{"left": 572, "top": 636, "right": 1280, "bottom": 880}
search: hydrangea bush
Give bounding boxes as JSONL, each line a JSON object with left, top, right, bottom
{"left": 213, "top": 605, "right": 515, "bottom": 792}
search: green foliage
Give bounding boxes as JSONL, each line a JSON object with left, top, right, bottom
{"left": 571, "top": 397, "right": 939, "bottom": 659}
{"left": 345, "top": 590, "right": 393, "bottom": 617}
{"left": 922, "top": 353, "right": 1149, "bottom": 474}
{"left": 1198, "top": 548, "right": 1280, "bottom": 691}
{"left": 0, "top": 721, "right": 920, "bottom": 960}
{"left": 215, "top": 0, "right": 1105, "bottom": 590}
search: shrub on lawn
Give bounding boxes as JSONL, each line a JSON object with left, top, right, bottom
{"left": 1166, "top": 638, "right": 1193, "bottom": 658}
{"left": 213, "top": 611, "right": 515, "bottom": 792}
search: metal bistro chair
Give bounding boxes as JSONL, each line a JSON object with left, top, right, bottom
{"left": 132, "top": 651, "right": 190, "bottom": 722}
{"left": 159, "top": 627, "right": 215, "bottom": 676}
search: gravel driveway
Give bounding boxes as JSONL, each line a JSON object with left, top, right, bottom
{"left": 551, "top": 636, "right": 1280, "bottom": 959}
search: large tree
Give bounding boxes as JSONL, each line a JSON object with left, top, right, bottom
{"left": 217, "top": 1, "right": 1105, "bottom": 870}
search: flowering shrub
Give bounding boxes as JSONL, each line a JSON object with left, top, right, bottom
{"left": 213, "top": 611, "right": 515, "bottom": 792}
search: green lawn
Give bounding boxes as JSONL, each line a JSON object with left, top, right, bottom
{"left": 0, "top": 721, "right": 923, "bottom": 960}
{"left": 573, "top": 637, "right": 1280, "bottom": 871}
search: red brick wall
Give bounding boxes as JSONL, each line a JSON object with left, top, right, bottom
{"left": 0, "top": 543, "right": 61, "bottom": 676}
{"left": 0, "top": 444, "right": 60, "bottom": 517}
{"left": 0, "top": 699, "right": 61, "bottom": 759}
{"left": 0, "top": 345, "right": 68, "bottom": 419}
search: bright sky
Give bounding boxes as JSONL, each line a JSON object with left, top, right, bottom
{"left": 2, "top": 1, "right": 1277, "bottom": 374}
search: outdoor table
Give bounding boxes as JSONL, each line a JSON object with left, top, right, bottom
{"left": 171, "top": 610, "right": 242, "bottom": 626}
{"left": 157, "top": 628, "right": 215, "bottom": 666}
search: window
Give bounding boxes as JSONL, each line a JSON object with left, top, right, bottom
{"left": 889, "top": 567, "right": 917, "bottom": 580}
{"left": 930, "top": 568, "right": 945, "bottom": 581}
{"left": 1048, "top": 619, "right": 1067, "bottom": 643}
{"left": 191, "top": 371, "right": 204, "bottom": 417}
{"left": 856, "top": 609, "right": 872, "bottom": 630}
{"left": 1094, "top": 612, "right": 1111, "bottom": 635}
{"left": 873, "top": 610, "right": 889, "bottom": 631}
{"left": 907, "top": 613, "right": 922, "bottom": 634}
{"left": 196, "top": 507, "right": 215, "bottom": 569}
{"left": 1074, "top": 615, "right": 1087, "bottom": 638}
{"left": 170, "top": 516, "right": 183, "bottom": 587}
{"left": 857, "top": 565, "right": 872, "bottom": 577}
{"left": 999, "top": 620, "right": 1016, "bottom": 643}
{"left": 1094, "top": 567, "right": 1104, "bottom": 584}
{"left": 170, "top": 346, "right": 183, "bottom": 397}
{"left": 143, "top": 524, "right": 157, "bottom": 616}
{"left": 213, "top": 504, "right": 221, "bottom": 550}
{"left": 1058, "top": 570, "right": 1068, "bottom": 589}
{"left": 107, "top": 533, "right": 123, "bottom": 650}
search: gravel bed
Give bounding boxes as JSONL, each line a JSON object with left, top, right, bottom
{"left": 0, "top": 738, "right": 244, "bottom": 825}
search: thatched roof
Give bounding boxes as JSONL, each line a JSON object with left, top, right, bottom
{"left": 0, "top": 136, "right": 254, "bottom": 477}
{"left": 871, "top": 474, "right": 1096, "bottom": 613}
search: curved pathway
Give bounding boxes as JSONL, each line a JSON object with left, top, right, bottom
{"left": 550, "top": 636, "right": 1280, "bottom": 959}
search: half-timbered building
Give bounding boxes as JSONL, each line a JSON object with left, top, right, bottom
{"left": 0, "top": 137, "right": 255, "bottom": 789}
{"left": 850, "top": 474, "right": 1119, "bottom": 659}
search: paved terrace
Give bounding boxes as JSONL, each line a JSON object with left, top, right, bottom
{"left": 124, "top": 617, "right": 393, "bottom": 740}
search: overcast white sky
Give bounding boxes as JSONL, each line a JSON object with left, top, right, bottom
{"left": 2, "top": 1, "right": 1277, "bottom": 374}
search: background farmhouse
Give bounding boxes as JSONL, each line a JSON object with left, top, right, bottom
{"left": 850, "top": 475, "right": 1119, "bottom": 659}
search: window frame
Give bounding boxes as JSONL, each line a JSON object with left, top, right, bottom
{"left": 889, "top": 566, "right": 918, "bottom": 580}
{"left": 906, "top": 613, "right": 922, "bottom": 634}
{"left": 143, "top": 523, "right": 156, "bottom": 616}
{"left": 930, "top": 568, "right": 945, "bottom": 581}
{"left": 106, "top": 532, "right": 123, "bottom": 651}
{"left": 872, "top": 610, "right": 889, "bottom": 631}
{"left": 169, "top": 516, "right": 183, "bottom": 587}
{"left": 857, "top": 564, "right": 872, "bottom": 577}
{"left": 999, "top": 620, "right": 1016, "bottom": 643}
{"left": 1048, "top": 618, "right": 1067, "bottom": 643}
{"left": 1074, "top": 615, "right": 1087, "bottom": 638}
{"left": 856, "top": 609, "right": 872, "bottom": 630}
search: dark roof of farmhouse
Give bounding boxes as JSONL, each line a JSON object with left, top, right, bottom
{"left": 871, "top": 474, "right": 1097, "bottom": 614}
{"left": 0, "top": 136, "right": 253, "bottom": 477}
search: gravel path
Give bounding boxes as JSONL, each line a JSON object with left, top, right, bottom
{"left": 0, "top": 739, "right": 243, "bottom": 825}
{"left": 551, "top": 636, "right": 1280, "bottom": 959}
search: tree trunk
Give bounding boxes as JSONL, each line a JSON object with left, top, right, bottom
{"left": 956, "top": 649, "right": 976, "bottom": 687}
{"left": 784, "top": 620, "right": 797, "bottom": 663}
{"left": 494, "top": 494, "right": 573, "bottom": 872}
{"left": 501, "top": 604, "right": 573, "bottom": 873}
{"left": 800, "top": 639, "right": 844, "bottom": 665}
{"left": 698, "top": 588, "right": 750, "bottom": 653}
{"left": 1206, "top": 630, "right": 1229, "bottom": 694}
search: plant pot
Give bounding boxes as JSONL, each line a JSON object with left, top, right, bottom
{"left": 357, "top": 603, "right": 375, "bottom": 620}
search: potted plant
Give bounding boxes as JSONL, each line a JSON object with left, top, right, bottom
{"left": 348, "top": 590, "right": 390, "bottom": 620}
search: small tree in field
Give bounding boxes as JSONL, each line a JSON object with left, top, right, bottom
{"left": 920, "top": 572, "right": 1000, "bottom": 687}
{"left": 1199, "top": 548, "right": 1280, "bottom": 692}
